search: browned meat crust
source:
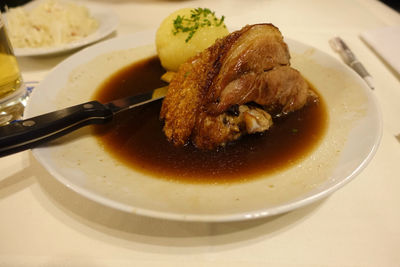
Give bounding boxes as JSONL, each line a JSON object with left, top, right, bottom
{"left": 160, "top": 26, "right": 246, "bottom": 146}
{"left": 160, "top": 24, "right": 316, "bottom": 149}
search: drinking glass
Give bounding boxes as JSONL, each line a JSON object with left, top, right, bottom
{"left": 0, "top": 12, "right": 28, "bottom": 125}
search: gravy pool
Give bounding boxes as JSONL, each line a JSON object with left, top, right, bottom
{"left": 92, "top": 56, "right": 327, "bottom": 183}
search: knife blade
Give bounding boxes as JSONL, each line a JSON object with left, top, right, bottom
{"left": 0, "top": 86, "right": 168, "bottom": 157}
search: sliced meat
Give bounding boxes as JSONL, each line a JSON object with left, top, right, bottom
{"left": 206, "top": 24, "right": 291, "bottom": 103}
{"left": 210, "top": 66, "right": 311, "bottom": 115}
{"left": 160, "top": 23, "right": 317, "bottom": 149}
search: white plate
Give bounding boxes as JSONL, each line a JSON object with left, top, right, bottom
{"left": 9, "top": 1, "right": 119, "bottom": 57}
{"left": 24, "top": 30, "right": 382, "bottom": 222}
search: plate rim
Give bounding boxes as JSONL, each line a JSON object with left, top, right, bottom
{"left": 25, "top": 31, "right": 383, "bottom": 222}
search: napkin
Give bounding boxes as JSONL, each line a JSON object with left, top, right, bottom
{"left": 361, "top": 26, "right": 400, "bottom": 74}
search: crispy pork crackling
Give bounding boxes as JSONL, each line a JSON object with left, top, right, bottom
{"left": 160, "top": 24, "right": 317, "bottom": 149}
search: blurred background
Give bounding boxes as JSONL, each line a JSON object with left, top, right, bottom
{"left": 1, "top": 0, "right": 400, "bottom": 12}
{"left": 380, "top": 0, "right": 400, "bottom": 11}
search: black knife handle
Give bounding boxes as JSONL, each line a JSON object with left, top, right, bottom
{"left": 0, "top": 101, "right": 113, "bottom": 157}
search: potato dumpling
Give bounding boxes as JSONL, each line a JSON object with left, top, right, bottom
{"left": 156, "top": 8, "right": 229, "bottom": 72}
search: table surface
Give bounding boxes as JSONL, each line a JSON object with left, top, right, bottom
{"left": 1, "top": 0, "right": 400, "bottom": 266}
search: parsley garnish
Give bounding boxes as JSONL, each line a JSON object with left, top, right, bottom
{"left": 172, "top": 8, "right": 225, "bottom": 42}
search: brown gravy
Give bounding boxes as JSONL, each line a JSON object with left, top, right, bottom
{"left": 92, "top": 56, "right": 327, "bottom": 183}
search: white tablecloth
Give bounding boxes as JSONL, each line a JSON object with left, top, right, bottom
{"left": 1, "top": 0, "right": 400, "bottom": 266}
